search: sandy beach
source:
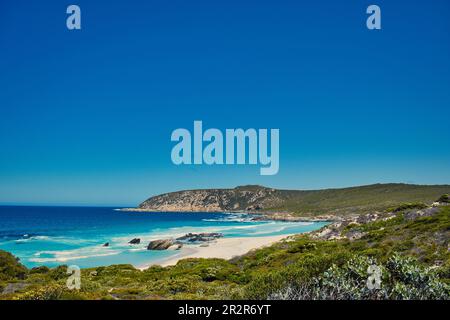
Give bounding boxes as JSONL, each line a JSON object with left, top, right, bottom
{"left": 138, "top": 234, "right": 291, "bottom": 269}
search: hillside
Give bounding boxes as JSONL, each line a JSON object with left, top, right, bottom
{"left": 137, "top": 183, "right": 450, "bottom": 216}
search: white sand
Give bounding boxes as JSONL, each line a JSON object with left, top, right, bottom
{"left": 138, "top": 234, "right": 291, "bottom": 269}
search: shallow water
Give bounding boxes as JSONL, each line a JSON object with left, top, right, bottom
{"left": 0, "top": 206, "right": 328, "bottom": 268}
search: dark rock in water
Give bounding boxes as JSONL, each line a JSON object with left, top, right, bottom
{"left": 176, "top": 232, "right": 223, "bottom": 243}
{"left": 175, "top": 243, "right": 183, "bottom": 250}
{"left": 147, "top": 239, "right": 174, "bottom": 250}
{"left": 129, "top": 238, "right": 141, "bottom": 245}
{"left": 103, "top": 242, "right": 109, "bottom": 247}
{"left": 146, "top": 234, "right": 222, "bottom": 250}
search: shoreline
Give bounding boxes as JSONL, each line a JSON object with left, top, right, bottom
{"left": 137, "top": 234, "right": 292, "bottom": 270}
{"left": 118, "top": 208, "right": 336, "bottom": 223}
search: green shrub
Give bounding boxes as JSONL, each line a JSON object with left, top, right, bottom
{"left": 267, "top": 254, "right": 449, "bottom": 300}
{"left": 14, "top": 284, "right": 66, "bottom": 300}
{"left": 437, "top": 194, "right": 449, "bottom": 203}
{"left": 48, "top": 265, "right": 68, "bottom": 280}
{"left": 30, "top": 266, "right": 50, "bottom": 274}
{"left": 386, "top": 254, "right": 449, "bottom": 299}
{"left": 391, "top": 202, "right": 427, "bottom": 213}
{"left": 0, "top": 250, "right": 27, "bottom": 281}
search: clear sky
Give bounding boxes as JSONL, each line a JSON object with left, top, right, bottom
{"left": 1, "top": 0, "right": 449, "bottom": 206}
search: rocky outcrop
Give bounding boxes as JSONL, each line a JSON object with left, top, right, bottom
{"left": 311, "top": 204, "right": 446, "bottom": 241}
{"left": 2, "top": 282, "right": 29, "bottom": 295}
{"left": 147, "top": 239, "right": 175, "bottom": 250}
{"left": 404, "top": 207, "right": 439, "bottom": 221}
{"left": 345, "top": 229, "right": 367, "bottom": 241}
{"left": 129, "top": 238, "right": 141, "bottom": 245}
{"left": 146, "top": 233, "right": 224, "bottom": 250}
{"left": 137, "top": 185, "right": 284, "bottom": 212}
{"left": 176, "top": 232, "right": 223, "bottom": 242}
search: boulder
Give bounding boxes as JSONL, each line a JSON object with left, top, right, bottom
{"left": 129, "top": 238, "right": 141, "bottom": 245}
{"left": 357, "top": 213, "right": 379, "bottom": 224}
{"left": 176, "top": 232, "right": 223, "bottom": 243}
{"left": 147, "top": 239, "right": 174, "bottom": 250}
{"left": 246, "top": 204, "right": 262, "bottom": 211}
{"left": 404, "top": 207, "right": 439, "bottom": 221}
{"left": 169, "top": 243, "right": 183, "bottom": 250}
{"left": 345, "top": 229, "right": 367, "bottom": 241}
{"left": 2, "top": 282, "right": 29, "bottom": 295}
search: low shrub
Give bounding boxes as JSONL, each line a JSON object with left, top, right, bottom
{"left": 0, "top": 250, "right": 27, "bottom": 281}
{"left": 268, "top": 254, "right": 449, "bottom": 300}
{"left": 391, "top": 202, "right": 427, "bottom": 213}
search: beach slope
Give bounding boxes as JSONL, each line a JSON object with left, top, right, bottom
{"left": 140, "top": 234, "right": 289, "bottom": 269}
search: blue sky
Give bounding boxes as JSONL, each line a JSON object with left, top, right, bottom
{"left": 1, "top": 0, "right": 449, "bottom": 206}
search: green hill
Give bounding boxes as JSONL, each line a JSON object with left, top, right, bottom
{"left": 137, "top": 183, "right": 450, "bottom": 216}
{"left": 269, "top": 183, "right": 450, "bottom": 215}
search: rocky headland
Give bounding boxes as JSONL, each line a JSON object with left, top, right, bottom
{"left": 121, "top": 184, "right": 450, "bottom": 222}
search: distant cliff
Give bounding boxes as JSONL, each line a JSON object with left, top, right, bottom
{"left": 138, "top": 185, "right": 283, "bottom": 212}
{"left": 136, "top": 183, "right": 450, "bottom": 216}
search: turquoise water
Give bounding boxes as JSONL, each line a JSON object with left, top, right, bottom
{"left": 0, "top": 206, "right": 328, "bottom": 268}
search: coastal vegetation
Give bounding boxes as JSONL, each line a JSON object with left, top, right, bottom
{"left": 1, "top": 200, "right": 449, "bottom": 300}
{"left": 137, "top": 183, "right": 450, "bottom": 216}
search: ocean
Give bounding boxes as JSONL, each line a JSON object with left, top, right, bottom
{"left": 0, "top": 206, "right": 328, "bottom": 268}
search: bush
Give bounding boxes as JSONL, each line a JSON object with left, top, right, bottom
{"left": 392, "top": 202, "right": 427, "bottom": 213}
{"left": 437, "top": 194, "right": 449, "bottom": 203}
{"left": 0, "top": 250, "right": 27, "bottom": 281}
{"left": 13, "top": 284, "right": 66, "bottom": 300}
{"left": 268, "top": 254, "right": 449, "bottom": 300}
{"left": 48, "top": 265, "right": 68, "bottom": 280}
{"left": 30, "top": 266, "right": 50, "bottom": 274}
{"left": 386, "top": 254, "right": 449, "bottom": 299}
{"left": 241, "top": 250, "right": 353, "bottom": 299}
